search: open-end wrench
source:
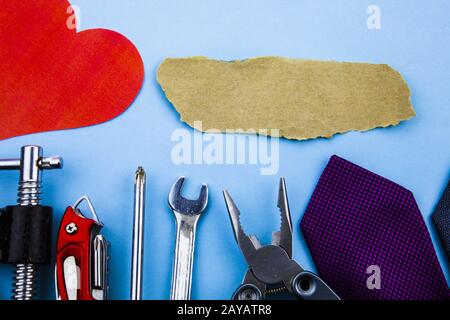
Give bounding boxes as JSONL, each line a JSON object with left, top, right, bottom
{"left": 168, "top": 177, "right": 208, "bottom": 300}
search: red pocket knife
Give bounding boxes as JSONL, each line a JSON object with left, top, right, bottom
{"left": 55, "top": 196, "right": 108, "bottom": 300}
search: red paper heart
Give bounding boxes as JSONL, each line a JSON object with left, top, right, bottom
{"left": 0, "top": 0, "right": 144, "bottom": 140}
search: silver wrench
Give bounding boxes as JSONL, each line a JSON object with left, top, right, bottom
{"left": 168, "top": 177, "right": 208, "bottom": 300}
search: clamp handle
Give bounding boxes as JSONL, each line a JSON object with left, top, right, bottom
{"left": 0, "top": 145, "right": 63, "bottom": 171}
{"left": 0, "top": 145, "right": 62, "bottom": 205}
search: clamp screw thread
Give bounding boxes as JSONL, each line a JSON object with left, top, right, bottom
{"left": 12, "top": 264, "right": 37, "bottom": 300}
{"left": 17, "top": 180, "right": 42, "bottom": 206}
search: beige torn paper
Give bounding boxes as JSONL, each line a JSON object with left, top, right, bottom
{"left": 157, "top": 57, "right": 415, "bottom": 140}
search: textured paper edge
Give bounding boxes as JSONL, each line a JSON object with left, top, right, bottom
{"left": 157, "top": 56, "right": 416, "bottom": 141}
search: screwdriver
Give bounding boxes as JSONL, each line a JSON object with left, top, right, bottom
{"left": 130, "top": 167, "right": 146, "bottom": 300}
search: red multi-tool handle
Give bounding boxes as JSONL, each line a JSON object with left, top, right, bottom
{"left": 56, "top": 206, "right": 99, "bottom": 300}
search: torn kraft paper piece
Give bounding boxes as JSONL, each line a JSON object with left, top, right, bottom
{"left": 157, "top": 57, "right": 415, "bottom": 140}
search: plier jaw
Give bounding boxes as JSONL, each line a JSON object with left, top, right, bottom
{"left": 55, "top": 196, "right": 108, "bottom": 300}
{"left": 224, "top": 178, "right": 340, "bottom": 301}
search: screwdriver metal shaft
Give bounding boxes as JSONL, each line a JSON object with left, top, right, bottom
{"left": 130, "top": 167, "right": 146, "bottom": 300}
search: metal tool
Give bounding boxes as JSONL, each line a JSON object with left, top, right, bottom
{"left": 0, "top": 145, "right": 62, "bottom": 300}
{"left": 168, "top": 176, "right": 208, "bottom": 300}
{"left": 223, "top": 178, "right": 340, "bottom": 300}
{"left": 55, "top": 196, "right": 108, "bottom": 300}
{"left": 130, "top": 167, "right": 146, "bottom": 300}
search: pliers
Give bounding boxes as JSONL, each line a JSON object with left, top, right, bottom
{"left": 223, "top": 178, "right": 340, "bottom": 300}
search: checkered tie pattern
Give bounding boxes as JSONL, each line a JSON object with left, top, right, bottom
{"left": 301, "top": 155, "right": 449, "bottom": 300}
{"left": 432, "top": 180, "right": 450, "bottom": 262}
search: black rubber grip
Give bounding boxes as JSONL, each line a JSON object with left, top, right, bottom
{"left": 0, "top": 207, "right": 12, "bottom": 262}
{"left": 0, "top": 205, "right": 52, "bottom": 264}
{"left": 432, "top": 180, "right": 450, "bottom": 263}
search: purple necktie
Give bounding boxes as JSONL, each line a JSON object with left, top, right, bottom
{"left": 301, "top": 155, "right": 449, "bottom": 300}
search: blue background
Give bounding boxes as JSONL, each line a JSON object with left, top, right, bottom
{"left": 0, "top": 0, "right": 449, "bottom": 300}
